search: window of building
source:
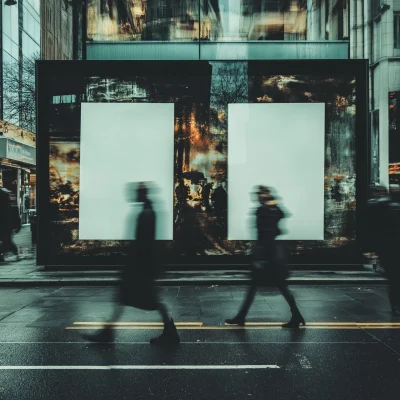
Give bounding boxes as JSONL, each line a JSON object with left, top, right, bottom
{"left": 371, "top": 109, "right": 380, "bottom": 184}
{"left": 373, "top": 20, "right": 381, "bottom": 61}
{"left": 2, "top": 52, "right": 20, "bottom": 127}
{"left": 22, "top": 32, "right": 40, "bottom": 60}
{"left": 395, "top": 13, "right": 400, "bottom": 49}
{"left": 86, "top": 0, "right": 347, "bottom": 42}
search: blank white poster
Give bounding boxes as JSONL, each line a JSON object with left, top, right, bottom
{"left": 228, "top": 103, "right": 325, "bottom": 241}
{"left": 79, "top": 103, "right": 174, "bottom": 240}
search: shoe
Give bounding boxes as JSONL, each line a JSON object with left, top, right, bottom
{"left": 150, "top": 318, "right": 180, "bottom": 345}
{"left": 225, "top": 316, "right": 245, "bottom": 326}
{"left": 282, "top": 311, "right": 306, "bottom": 329}
{"left": 82, "top": 328, "right": 114, "bottom": 343}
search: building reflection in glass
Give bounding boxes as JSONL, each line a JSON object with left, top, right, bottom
{"left": 87, "top": 0, "right": 348, "bottom": 42}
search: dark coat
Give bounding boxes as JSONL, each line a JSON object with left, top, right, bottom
{"left": 365, "top": 197, "right": 400, "bottom": 281}
{"left": 120, "top": 200, "right": 159, "bottom": 310}
{"left": 364, "top": 197, "right": 394, "bottom": 255}
{"left": 252, "top": 203, "right": 288, "bottom": 286}
{"left": 0, "top": 189, "right": 11, "bottom": 233}
{"left": 0, "top": 189, "right": 21, "bottom": 235}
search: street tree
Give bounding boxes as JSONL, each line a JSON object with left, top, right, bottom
{"left": 2, "top": 53, "right": 39, "bottom": 133}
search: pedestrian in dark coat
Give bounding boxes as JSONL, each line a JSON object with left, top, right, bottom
{"left": 84, "top": 182, "right": 179, "bottom": 345}
{"left": 0, "top": 188, "right": 21, "bottom": 260}
{"left": 226, "top": 186, "right": 305, "bottom": 328}
{"left": 364, "top": 185, "right": 400, "bottom": 315}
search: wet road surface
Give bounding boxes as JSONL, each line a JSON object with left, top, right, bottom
{"left": 0, "top": 285, "right": 399, "bottom": 399}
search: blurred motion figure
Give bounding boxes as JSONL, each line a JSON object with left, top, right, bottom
{"left": 84, "top": 182, "right": 180, "bottom": 345}
{"left": 0, "top": 187, "right": 21, "bottom": 261}
{"left": 226, "top": 186, "right": 305, "bottom": 328}
{"left": 364, "top": 185, "right": 400, "bottom": 315}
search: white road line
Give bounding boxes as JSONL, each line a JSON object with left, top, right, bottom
{"left": 0, "top": 341, "right": 379, "bottom": 344}
{"left": 0, "top": 365, "right": 280, "bottom": 370}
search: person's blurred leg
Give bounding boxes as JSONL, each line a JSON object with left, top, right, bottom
{"left": 10, "top": 235, "right": 19, "bottom": 258}
{"left": 225, "top": 283, "right": 257, "bottom": 326}
{"left": 150, "top": 302, "right": 180, "bottom": 345}
{"left": 381, "top": 254, "right": 400, "bottom": 315}
{"left": 82, "top": 305, "right": 124, "bottom": 342}
{"left": 279, "top": 284, "right": 306, "bottom": 329}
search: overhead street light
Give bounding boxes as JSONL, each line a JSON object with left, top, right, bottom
{"left": 4, "top": 0, "right": 17, "bottom": 6}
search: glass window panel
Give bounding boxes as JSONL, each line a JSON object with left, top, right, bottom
{"left": 11, "top": 42, "right": 19, "bottom": 60}
{"left": 87, "top": 0, "right": 200, "bottom": 41}
{"left": 26, "top": 0, "right": 40, "bottom": 16}
{"left": 2, "top": 50, "right": 17, "bottom": 65}
{"left": 395, "top": 13, "right": 400, "bottom": 49}
{"left": 3, "top": 3, "right": 19, "bottom": 44}
{"left": 3, "top": 34, "right": 12, "bottom": 55}
{"left": 2, "top": 51, "right": 20, "bottom": 126}
{"left": 35, "top": 20, "right": 41, "bottom": 43}
{"left": 371, "top": 110, "right": 380, "bottom": 184}
{"left": 86, "top": 0, "right": 349, "bottom": 42}
{"left": 22, "top": 32, "right": 40, "bottom": 60}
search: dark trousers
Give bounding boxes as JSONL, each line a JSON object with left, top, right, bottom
{"left": 0, "top": 232, "right": 18, "bottom": 256}
{"left": 237, "top": 282, "right": 298, "bottom": 318}
{"left": 379, "top": 251, "right": 400, "bottom": 309}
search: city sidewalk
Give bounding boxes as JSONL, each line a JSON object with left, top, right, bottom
{"left": 0, "top": 284, "right": 396, "bottom": 327}
{"left": 0, "top": 226, "right": 386, "bottom": 286}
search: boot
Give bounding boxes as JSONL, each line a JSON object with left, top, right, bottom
{"left": 82, "top": 328, "right": 114, "bottom": 343}
{"left": 225, "top": 315, "right": 245, "bottom": 326}
{"left": 282, "top": 308, "right": 306, "bottom": 329}
{"left": 150, "top": 318, "right": 180, "bottom": 345}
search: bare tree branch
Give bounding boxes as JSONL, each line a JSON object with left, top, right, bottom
{"left": 2, "top": 52, "right": 39, "bottom": 133}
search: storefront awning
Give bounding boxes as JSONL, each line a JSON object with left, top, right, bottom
{"left": 0, "top": 138, "right": 36, "bottom": 166}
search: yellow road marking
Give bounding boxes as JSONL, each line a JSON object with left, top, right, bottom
{"left": 73, "top": 321, "right": 400, "bottom": 327}
{"left": 73, "top": 322, "right": 203, "bottom": 326}
{"left": 65, "top": 325, "right": 400, "bottom": 330}
{"left": 66, "top": 321, "right": 400, "bottom": 330}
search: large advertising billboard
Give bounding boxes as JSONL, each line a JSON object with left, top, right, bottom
{"left": 37, "top": 60, "right": 368, "bottom": 266}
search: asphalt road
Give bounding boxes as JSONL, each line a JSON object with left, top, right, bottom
{"left": 0, "top": 285, "right": 399, "bottom": 399}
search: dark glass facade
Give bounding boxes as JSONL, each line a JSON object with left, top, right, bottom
{"left": 86, "top": 0, "right": 349, "bottom": 42}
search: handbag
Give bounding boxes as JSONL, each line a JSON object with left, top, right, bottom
{"left": 251, "top": 244, "right": 289, "bottom": 286}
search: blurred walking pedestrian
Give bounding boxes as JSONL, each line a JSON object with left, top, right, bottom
{"left": 83, "top": 182, "right": 180, "bottom": 345}
{"left": 0, "top": 188, "right": 21, "bottom": 261}
{"left": 364, "top": 185, "right": 400, "bottom": 315}
{"left": 225, "top": 186, "right": 305, "bottom": 328}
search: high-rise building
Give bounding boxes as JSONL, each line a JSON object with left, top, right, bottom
{"left": 41, "top": 0, "right": 73, "bottom": 60}
{"left": 0, "top": 0, "right": 40, "bottom": 220}
{"left": 0, "top": 0, "right": 73, "bottom": 222}
{"left": 350, "top": 0, "right": 400, "bottom": 188}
